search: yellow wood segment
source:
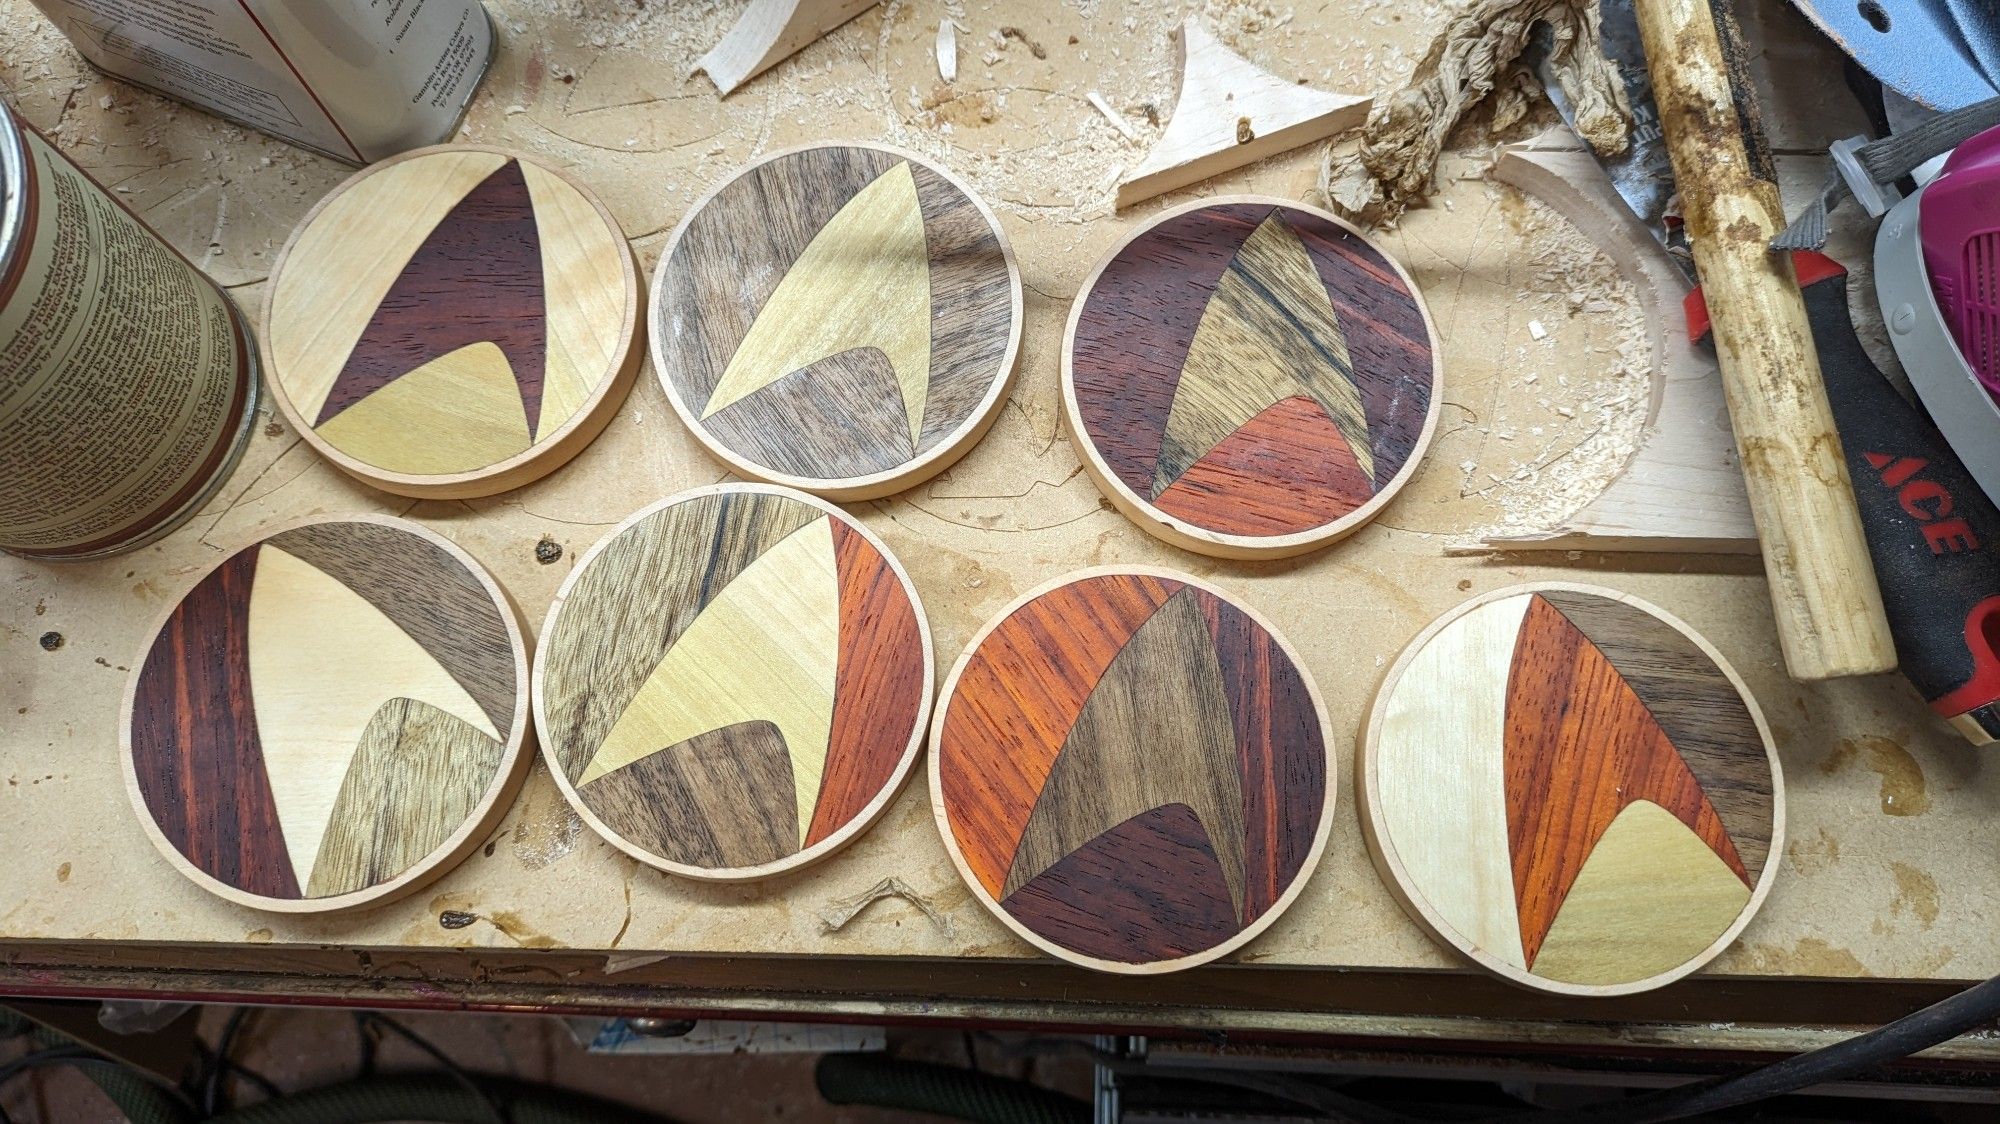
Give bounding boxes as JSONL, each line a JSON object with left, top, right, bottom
{"left": 1375, "top": 593, "right": 1531, "bottom": 970}
{"left": 245, "top": 546, "right": 500, "bottom": 884}
{"left": 1156, "top": 212, "right": 1372, "bottom": 496}
{"left": 312, "top": 342, "right": 534, "bottom": 474}
{"left": 700, "top": 162, "right": 933, "bottom": 442}
{"left": 1531, "top": 799, "right": 1753, "bottom": 986}
{"left": 520, "top": 160, "right": 620, "bottom": 439}
{"left": 579, "top": 516, "right": 841, "bottom": 843}
{"left": 271, "top": 150, "right": 510, "bottom": 422}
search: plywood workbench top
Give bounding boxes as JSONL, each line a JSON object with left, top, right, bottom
{"left": 4, "top": 0, "right": 1996, "bottom": 1037}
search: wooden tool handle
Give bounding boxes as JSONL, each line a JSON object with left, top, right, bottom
{"left": 1631, "top": 0, "right": 1895, "bottom": 680}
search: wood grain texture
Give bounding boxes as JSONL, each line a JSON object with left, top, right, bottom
{"left": 263, "top": 146, "right": 637, "bottom": 496}
{"left": 535, "top": 485, "right": 932, "bottom": 879}
{"left": 123, "top": 517, "right": 529, "bottom": 911}
{"left": 1504, "top": 593, "right": 1748, "bottom": 968}
{"left": 128, "top": 545, "right": 301, "bottom": 900}
{"left": 306, "top": 698, "right": 511, "bottom": 898}
{"left": 579, "top": 721, "right": 801, "bottom": 870}
{"left": 932, "top": 568, "right": 1334, "bottom": 972}
{"left": 1360, "top": 582, "right": 1782, "bottom": 995}
{"left": 1065, "top": 199, "right": 1437, "bottom": 555}
{"left": 651, "top": 144, "right": 1017, "bottom": 496}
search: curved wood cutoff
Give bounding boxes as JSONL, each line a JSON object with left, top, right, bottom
{"left": 1069, "top": 201, "right": 1434, "bottom": 543}
{"left": 937, "top": 571, "right": 1331, "bottom": 969}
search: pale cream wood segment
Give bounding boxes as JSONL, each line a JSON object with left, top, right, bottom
{"left": 700, "top": 162, "right": 934, "bottom": 445}
{"left": 245, "top": 545, "right": 500, "bottom": 884}
{"left": 312, "top": 343, "right": 534, "bottom": 475}
{"left": 1115, "top": 19, "right": 1369, "bottom": 209}
{"left": 269, "top": 149, "right": 510, "bottom": 422}
{"left": 579, "top": 516, "right": 841, "bottom": 843}
{"left": 520, "top": 160, "right": 620, "bottom": 439}
{"left": 1531, "top": 799, "right": 1753, "bottom": 986}
{"left": 695, "top": 0, "right": 882, "bottom": 96}
{"left": 1375, "top": 593, "right": 1532, "bottom": 970}
{"left": 1477, "top": 143, "right": 1757, "bottom": 554}
{"left": 1156, "top": 212, "right": 1372, "bottom": 496}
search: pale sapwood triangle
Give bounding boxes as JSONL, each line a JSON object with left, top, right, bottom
{"left": 245, "top": 546, "right": 500, "bottom": 887}
{"left": 1376, "top": 593, "right": 1532, "bottom": 969}
{"left": 1530, "top": 799, "right": 1753, "bottom": 986}
{"left": 1000, "top": 588, "right": 1249, "bottom": 920}
{"left": 578, "top": 515, "right": 841, "bottom": 846}
{"left": 313, "top": 341, "right": 534, "bottom": 474}
{"left": 1152, "top": 212, "right": 1375, "bottom": 499}
{"left": 700, "top": 162, "right": 933, "bottom": 444}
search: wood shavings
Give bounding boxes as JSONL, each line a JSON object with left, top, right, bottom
{"left": 1088, "top": 91, "right": 1140, "bottom": 140}
{"left": 937, "top": 19, "right": 957, "bottom": 82}
{"left": 819, "top": 877, "right": 952, "bottom": 934}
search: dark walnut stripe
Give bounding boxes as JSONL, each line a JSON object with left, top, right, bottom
{"left": 1072, "top": 203, "right": 1432, "bottom": 501}
{"left": 1538, "top": 591, "right": 1774, "bottom": 881}
{"left": 540, "top": 492, "right": 821, "bottom": 780}
{"left": 805, "top": 521, "right": 925, "bottom": 846}
{"left": 1000, "top": 587, "right": 1247, "bottom": 919}
{"left": 578, "top": 720, "right": 799, "bottom": 869}
{"left": 1153, "top": 395, "right": 1370, "bottom": 537}
{"left": 658, "top": 146, "right": 1008, "bottom": 474}
{"left": 307, "top": 697, "right": 508, "bottom": 898}
{"left": 938, "top": 574, "right": 1182, "bottom": 898}
{"left": 703, "top": 348, "right": 914, "bottom": 478}
{"left": 318, "top": 160, "right": 548, "bottom": 434}
{"left": 1002, "top": 803, "right": 1241, "bottom": 964}
{"left": 128, "top": 546, "right": 301, "bottom": 899}
{"left": 1200, "top": 592, "right": 1327, "bottom": 925}
{"left": 1504, "top": 595, "right": 1749, "bottom": 967}
{"left": 267, "top": 522, "right": 516, "bottom": 734}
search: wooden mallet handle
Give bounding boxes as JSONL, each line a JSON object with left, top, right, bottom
{"left": 1632, "top": 0, "right": 1895, "bottom": 680}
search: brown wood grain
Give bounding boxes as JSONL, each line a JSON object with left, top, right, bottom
{"left": 1153, "top": 395, "right": 1370, "bottom": 537}
{"left": 656, "top": 146, "right": 1011, "bottom": 476}
{"left": 1072, "top": 203, "right": 1433, "bottom": 512}
{"left": 805, "top": 520, "right": 927, "bottom": 846}
{"left": 267, "top": 521, "right": 517, "bottom": 733}
{"left": 127, "top": 545, "right": 301, "bottom": 900}
{"left": 539, "top": 492, "right": 821, "bottom": 780}
{"left": 703, "top": 349, "right": 914, "bottom": 477}
{"left": 938, "top": 574, "right": 1182, "bottom": 898}
{"left": 1001, "top": 803, "right": 1240, "bottom": 964}
{"left": 1538, "top": 591, "right": 1774, "bottom": 881}
{"left": 317, "top": 160, "right": 546, "bottom": 434}
{"left": 578, "top": 720, "right": 800, "bottom": 869}
{"left": 1504, "top": 595, "right": 1751, "bottom": 967}
{"left": 1000, "top": 588, "right": 1247, "bottom": 915}
{"left": 306, "top": 697, "right": 508, "bottom": 898}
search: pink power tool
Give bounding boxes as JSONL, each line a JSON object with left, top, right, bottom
{"left": 1922, "top": 124, "right": 2000, "bottom": 396}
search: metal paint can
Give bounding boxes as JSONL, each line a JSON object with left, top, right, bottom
{"left": 0, "top": 100, "right": 259, "bottom": 560}
{"left": 26, "top": 0, "right": 496, "bottom": 165}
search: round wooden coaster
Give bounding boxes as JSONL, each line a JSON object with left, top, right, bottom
{"left": 648, "top": 143, "right": 1023, "bottom": 500}
{"left": 534, "top": 484, "right": 935, "bottom": 881}
{"left": 121, "top": 515, "right": 533, "bottom": 913}
{"left": 1359, "top": 583, "right": 1784, "bottom": 997}
{"left": 1062, "top": 197, "right": 1442, "bottom": 558}
{"left": 263, "top": 145, "right": 641, "bottom": 498}
{"left": 931, "top": 567, "right": 1335, "bottom": 974}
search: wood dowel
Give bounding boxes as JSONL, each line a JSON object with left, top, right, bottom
{"left": 1631, "top": 0, "right": 1895, "bottom": 680}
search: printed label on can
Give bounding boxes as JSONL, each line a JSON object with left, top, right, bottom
{"left": 28, "top": 0, "right": 492, "bottom": 164}
{"left": 0, "top": 127, "right": 250, "bottom": 556}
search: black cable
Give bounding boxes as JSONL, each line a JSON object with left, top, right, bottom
{"left": 360, "top": 1013, "right": 507, "bottom": 1124}
{"left": 354, "top": 1011, "right": 378, "bottom": 1078}
{"left": 0, "top": 1047, "right": 197, "bottom": 1115}
{"left": 202, "top": 1006, "right": 253, "bottom": 1115}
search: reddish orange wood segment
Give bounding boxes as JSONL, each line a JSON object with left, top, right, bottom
{"left": 1503, "top": 594, "right": 1749, "bottom": 967}
{"left": 1153, "top": 396, "right": 1370, "bottom": 536}
{"left": 938, "top": 574, "right": 1181, "bottom": 898}
{"left": 807, "top": 520, "right": 928, "bottom": 847}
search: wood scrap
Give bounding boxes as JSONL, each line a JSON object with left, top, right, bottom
{"left": 1117, "top": 18, "right": 1369, "bottom": 209}
{"left": 1473, "top": 142, "right": 1757, "bottom": 554}
{"left": 695, "top": 0, "right": 880, "bottom": 97}
{"left": 1088, "top": 91, "right": 1140, "bottom": 142}
{"left": 937, "top": 20, "right": 957, "bottom": 84}
{"left": 1321, "top": 0, "right": 1629, "bottom": 225}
